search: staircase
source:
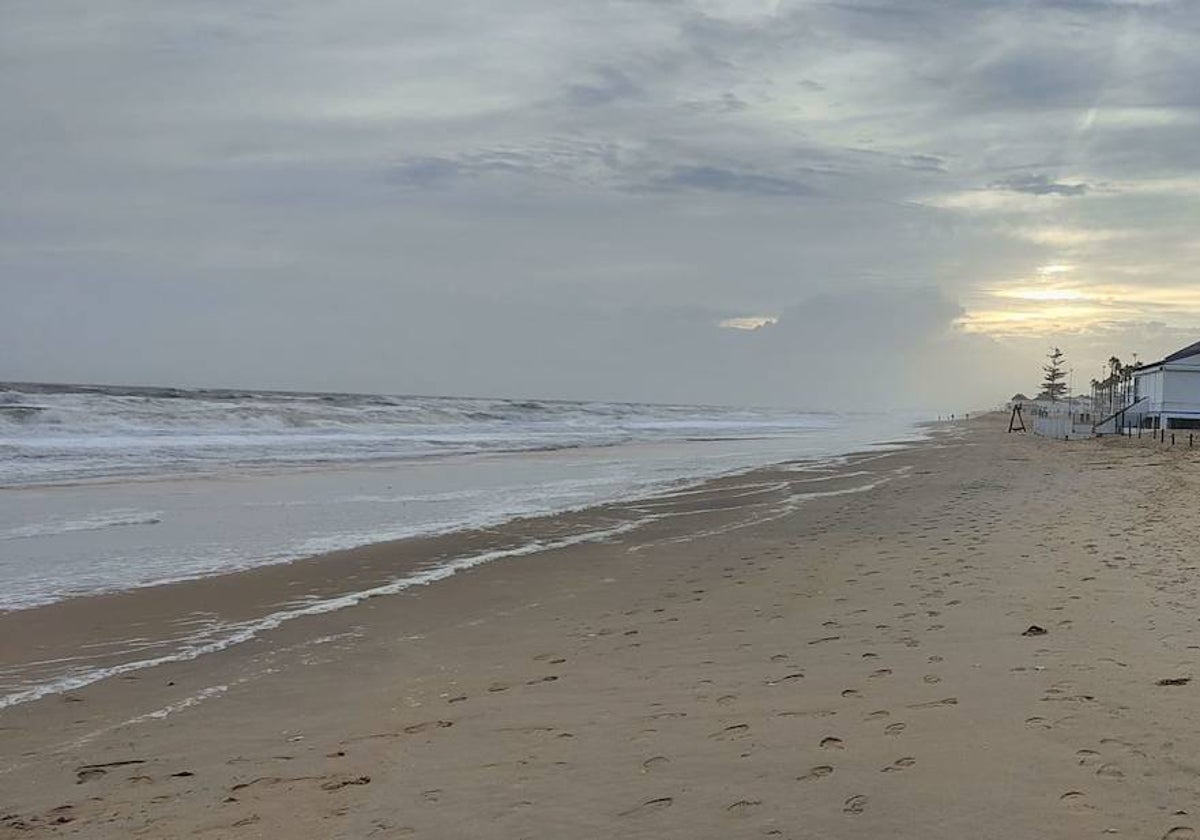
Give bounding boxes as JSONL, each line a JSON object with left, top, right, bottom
{"left": 1092, "top": 396, "right": 1148, "bottom": 434}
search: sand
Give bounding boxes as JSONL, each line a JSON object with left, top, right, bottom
{"left": 4, "top": 413, "right": 1200, "bottom": 839}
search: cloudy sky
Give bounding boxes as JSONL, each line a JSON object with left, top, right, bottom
{"left": 5, "top": 0, "right": 1200, "bottom": 410}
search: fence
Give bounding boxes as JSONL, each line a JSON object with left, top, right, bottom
{"left": 1030, "top": 403, "right": 1093, "bottom": 439}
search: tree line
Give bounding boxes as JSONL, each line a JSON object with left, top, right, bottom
{"left": 1039, "top": 347, "right": 1136, "bottom": 416}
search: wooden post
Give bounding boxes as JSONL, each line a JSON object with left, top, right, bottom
{"left": 1008, "top": 405, "right": 1026, "bottom": 433}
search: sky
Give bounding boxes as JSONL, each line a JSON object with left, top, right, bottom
{"left": 5, "top": 0, "right": 1200, "bottom": 411}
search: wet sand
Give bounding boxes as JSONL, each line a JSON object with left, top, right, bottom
{"left": 4, "top": 414, "right": 1200, "bottom": 838}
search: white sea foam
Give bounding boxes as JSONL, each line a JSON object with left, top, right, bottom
{"left": 629, "top": 472, "right": 900, "bottom": 552}
{"left": 0, "top": 382, "right": 841, "bottom": 486}
{"left": 123, "top": 684, "right": 230, "bottom": 724}
{"left": 0, "top": 509, "right": 163, "bottom": 540}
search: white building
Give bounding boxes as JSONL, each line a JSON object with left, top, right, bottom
{"left": 1129, "top": 340, "right": 1200, "bottom": 430}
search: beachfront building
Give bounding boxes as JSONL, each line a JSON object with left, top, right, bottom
{"left": 1126, "top": 340, "right": 1200, "bottom": 430}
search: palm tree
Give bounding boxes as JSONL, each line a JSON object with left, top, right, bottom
{"left": 1106, "top": 357, "right": 1123, "bottom": 414}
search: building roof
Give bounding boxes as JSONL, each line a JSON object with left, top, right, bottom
{"left": 1134, "top": 339, "right": 1200, "bottom": 373}
{"left": 1164, "top": 339, "right": 1200, "bottom": 363}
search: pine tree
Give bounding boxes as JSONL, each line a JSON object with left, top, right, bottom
{"left": 1042, "top": 347, "right": 1068, "bottom": 401}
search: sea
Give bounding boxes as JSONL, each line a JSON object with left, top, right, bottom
{"left": 0, "top": 383, "right": 927, "bottom": 614}
{"left": 0, "top": 382, "right": 929, "bottom": 612}
{"left": 0, "top": 382, "right": 930, "bottom": 708}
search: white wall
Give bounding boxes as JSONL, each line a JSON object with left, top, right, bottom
{"left": 1162, "top": 367, "right": 1200, "bottom": 413}
{"left": 1135, "top": 369, "right": 1164, "bottom": 406}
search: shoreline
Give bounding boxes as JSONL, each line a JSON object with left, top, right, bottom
{"left": 0, "top": 436, "right": 923, "bottom": 710}
{"left": 0, "top": 418, "right": 930, "bottom": 614}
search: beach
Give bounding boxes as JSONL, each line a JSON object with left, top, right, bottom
{"left": 4, "top": 413, "right": 1200, "bottom": 838}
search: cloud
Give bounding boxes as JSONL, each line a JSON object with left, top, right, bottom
{"left": 4, "top": 0, "right": 1200, "bottom": 411}
{"left": 648, "top": 165, "right": 815, "bottom": 196}
{"left": 719, "top": 315, "right": 777, "bottom": 330}
{"left": 564, "top": 65, "right": 642, "bottom": 107}
{"left": 988, "top": 174, "right": 1090, "bottom": 196}
{"left": 386, "top": 158, "right": 461, "bottom": 188}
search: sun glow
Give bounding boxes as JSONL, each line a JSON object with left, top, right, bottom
{"left": 1036, "top": 264, "right": 1076, "bottom": 276}
{"left": 990, "top": 286, "right": 1089, "bottom": 303}
{"left": 959, "top": 275, "right": 1200, "bottom": 338}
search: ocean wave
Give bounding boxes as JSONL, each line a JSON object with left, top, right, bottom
{"left": 0, "top": 510, "right": 163, "bottom": 540}
{"left": 0, "top": 382, "right": 836, "bottom": 486}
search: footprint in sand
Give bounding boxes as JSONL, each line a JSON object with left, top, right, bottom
{"left": 819, "top": 737, "right": 845, "bottom": 750}
{"left": 1100, "top": 738, "right": 1148, "bottom": 758}
{"left": 1059, "top": 791, "right": 1092, "bottom": 813}
{"left": 869, "top": 669, "right": 893, "bottom": 679}
{"left": 841, "top": 689, "right": 861, "bottom": 698}
{"left": 798, "top": 765, "right": 834, "bottom": 782}
{"left": 1163, "top": 828, "right": 1196, "bottom": 839}
{"left": 726, "top": 800, "right": 762, "bottom": 815}
{"left": 619, "top": 797, "right": 674, "bottom": 818}
{"left": 882, "top": 757, "right": 916, "bottom": 772}
{"left": 641, "top": 756, "right": 670, "bottom": 772}
{"left": 1095, "top": 763, "right": 1124, "bottom": 779}
{"left": 843, "top": 794, "right": 868, "bottom": 814}
{"left": 885, "top": 722, "right": 907, "bottom": 736}
{"left": 765, "top": 673, "right": 805, "bottom": 686}
{"left": 907, "top": 697, "right": 957, "bottom": 709}
{"left": 711, "top": 724, "right": 750, "bottom": 740}
{"left": 1025, "top": 717, "right": 1051, "bottom": 730}
{"left": 75, "top": 760, "right": 146, "bottom": 784}
{"left": 321, "top": 775, "right": 371, "bottom": 792}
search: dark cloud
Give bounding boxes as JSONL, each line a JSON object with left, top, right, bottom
{"left": 386, "top": 158, "right": 461, "bottom": 188}
{"left": 564, "top": 65, "right": 642, "bottom": 107}
{"left": 959, "top": 48, "right": 1111, "bottom": 110}
{"left": 905, "top": 154, "right": 948, "bottom": 172}
{"left": 648, "top": 165, "right": 814, "bottom": 197}
{"left": 988, "top": 174, "right": 1090, "bottom": 196}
